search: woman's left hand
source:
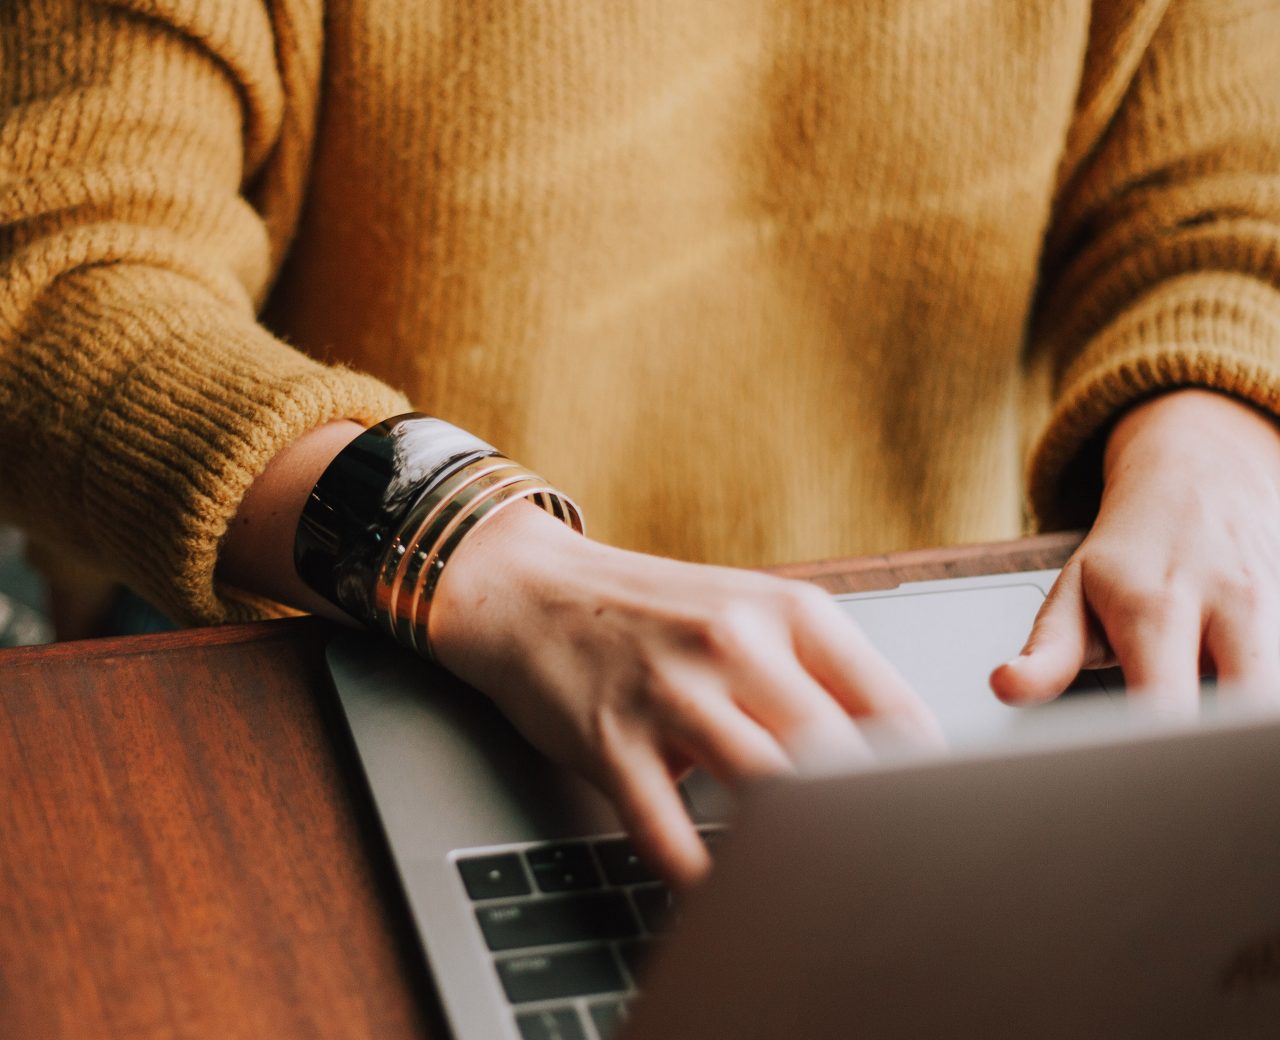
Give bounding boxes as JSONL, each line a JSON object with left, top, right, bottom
{"left": 992, "top": 388, "right": 1280, "bottom": 713}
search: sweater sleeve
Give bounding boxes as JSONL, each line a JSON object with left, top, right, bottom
{"left": 0, "top": 0, "right": 409, "bottom": 624}
{"left": 1026, "top": 0, "right": 1280, "bottom": 530}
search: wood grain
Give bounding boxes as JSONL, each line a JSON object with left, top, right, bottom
{"left": 768, "top": 529, "right": 1081, "bottom": 591}
{"left": 0, "top": 534, "right": 1080, "bottom": 1039}
{"left": 0, "top": 618, "right": 443, "bottom": 1040}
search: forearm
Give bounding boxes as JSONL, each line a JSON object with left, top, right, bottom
{"left": 218, "top": 420, "right": 366, "bottom": 622}
{"left": 217, "top": 418, "right": 559, "bottom": 633}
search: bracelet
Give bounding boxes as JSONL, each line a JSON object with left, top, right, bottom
{"left": 294, "top": 414, "right": 583, "bottom": 657}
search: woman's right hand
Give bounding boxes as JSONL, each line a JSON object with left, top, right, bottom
{"left": 430, "top": 502, "right": 943, "bottom": 888}
{"left": 219, "top": 421, "right": 940, "bottom": 888}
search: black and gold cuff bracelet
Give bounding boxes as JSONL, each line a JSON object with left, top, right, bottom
{"left": 294, "top": 413, "right": 583, "bottom": 656}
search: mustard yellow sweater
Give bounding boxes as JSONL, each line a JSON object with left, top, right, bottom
{"left": 3, "top": 1, "right": 1280, "bottom": 625}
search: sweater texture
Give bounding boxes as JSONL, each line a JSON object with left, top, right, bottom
{"left": 2, "top": 0, "right": 1280, "bottom": 624}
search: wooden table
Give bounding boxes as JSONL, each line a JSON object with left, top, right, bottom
{"left": 0, "top": 533, "right": 1080, "bottom": 1040}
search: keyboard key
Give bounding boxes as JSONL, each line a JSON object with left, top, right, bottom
{"left": 457, "top": 854, "right": 531, "bottom": 900}
{"left": 496, "top": 947, "right": 626, "bottom": 1004}
{"left": 515, "top": 1006, "right": 587, "bottom": 1040}
{"left": 525, "top": 843, "right": 602, "bottom": 892}
{"left": 593, "top": 839, "right": 657, "bottom": 885}
{"left": 588, "top": 999, "right": 630, "bottom": 1039}
{"left": 617, "top": 938, "right": 654, "bottom": 984}
{"left": 630, "top": 885, "right": 673, "bottom": 934}
{"left": 477, "top": 892, "right": 640, "bottom": 951}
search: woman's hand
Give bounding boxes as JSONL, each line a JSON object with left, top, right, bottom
{"left": 219, "top": 418, "right": 940, "bottom": 889}
{"left": 992, "top": 389, "right": 1280, "bottom": 713}
{"left": 430, "top": 503, "right": 943, "bottom": 888}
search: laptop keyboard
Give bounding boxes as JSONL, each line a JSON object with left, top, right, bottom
{"left": 454, "top": 828, "right": 722, "bottom": 1040}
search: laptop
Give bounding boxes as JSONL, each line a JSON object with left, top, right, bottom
{"left": 325, "top": 569, "right": 1280, "bottom": 1039}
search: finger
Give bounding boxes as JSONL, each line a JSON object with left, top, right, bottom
{"left": 789, "top": 593, "right": 945, "bottom": 749}
{"left": 602, "top": 739, "right": 710, "bottom": 890}
{"left": 991, "top": 565, "right": 1111, "bottom": 705}
{"left": 1203, "top": 605, "right": 1280, "bottom": 705}
{"left": 663, "top": 689, "right": 796, "bottom": 785}
{"left": 733, "top": 654, "right": 878, "bottom": 773}
{"left": 1102, "top": 589, "right": 1202, "bottom": 719}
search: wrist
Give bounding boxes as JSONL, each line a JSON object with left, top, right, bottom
{"left": 428, "top": 499, "right": 586, "bottom": 675}
{"left": 1104, "top": 388, "right": 1280, "bottom": 483}
{"left": 290, "top": 413, "right": 583, "bottom": 658}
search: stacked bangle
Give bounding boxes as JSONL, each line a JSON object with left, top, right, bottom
{"left": 294, "top": 413, "right": 583, "bottom": 659}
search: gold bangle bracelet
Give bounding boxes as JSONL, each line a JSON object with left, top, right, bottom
{"left": 373, "top": 455, "right": 583, "bottom": 660}
{"left": 399, "top": 469, "right": 546, "bottom": 652}
{"left": 407, "top": 475, "right": 556, "bottom": 658}
{"left": 374, "top": 457, "right": 521, "bottom": 642}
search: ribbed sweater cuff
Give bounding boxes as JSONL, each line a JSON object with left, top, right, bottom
{"left": 1028, "top": 271, "right": 1280, "bottom": 530}
{"left": 38, "top": 268, "right": 409, "bottom": 625}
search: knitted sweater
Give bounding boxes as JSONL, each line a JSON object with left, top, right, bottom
{"left": 2, "top": 0, "right": 1279, "bottom": 625}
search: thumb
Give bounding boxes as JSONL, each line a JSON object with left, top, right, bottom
{"left": 990, "top": 565, "right": 1106, "bottom": 704}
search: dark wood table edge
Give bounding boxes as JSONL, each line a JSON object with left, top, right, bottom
{"left": 768, "top": 529, "right": 1082, "bottom": 588}
{"left": 0, "top": 613, "right": 333, "bottom": 663}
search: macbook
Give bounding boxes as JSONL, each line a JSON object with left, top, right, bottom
{"left": 325, "top": 569, "right": 1280, "bottom": 1039}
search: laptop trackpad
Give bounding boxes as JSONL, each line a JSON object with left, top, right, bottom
{"left": 840, "top": 580, "right": 1119, "bottom": 747}
{"left": 684, "top": 578, "right": 1120, "bottom": 822}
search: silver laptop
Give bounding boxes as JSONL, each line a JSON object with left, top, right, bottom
{"left": 325, "top": 570, "right": 1280, "bottom": 1040}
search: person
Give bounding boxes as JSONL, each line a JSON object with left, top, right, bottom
{"left": 3, "top": 0, "right": 1279, "bottom": 887}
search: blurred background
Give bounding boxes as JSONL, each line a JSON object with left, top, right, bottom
{"left": 0, "top": 525, "right": 54, "bottom": 646}
{"left": 0, "top": 524, "right": 172, "bottom": 645}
